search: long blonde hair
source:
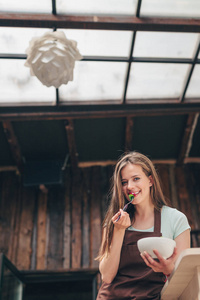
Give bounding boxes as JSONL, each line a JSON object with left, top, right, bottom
{"left": 96, "top": 151, "right": 168, "bottom": 261}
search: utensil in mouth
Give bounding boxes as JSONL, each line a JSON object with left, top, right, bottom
{"left": 128, "top": 193, "right": 135, "bottom": 201}
{"left": 116, "top": 193, "right": 135, "bottom": 222}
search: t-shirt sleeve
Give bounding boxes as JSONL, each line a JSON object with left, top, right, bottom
{"left": 173, "top": 210, "right": 191, "bottom": 239}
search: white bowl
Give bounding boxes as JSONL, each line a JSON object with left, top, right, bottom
{"left": 137, "top": 237, "right": 176, "bottom": 259}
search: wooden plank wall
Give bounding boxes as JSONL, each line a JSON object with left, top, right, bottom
{"left": 0, "top": 163, "right": 199, "bottom": 271}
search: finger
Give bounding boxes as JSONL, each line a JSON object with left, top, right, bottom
{"left": 112, "top": 209, "right": 126, "bottom": 223}
{"left": 170, "top": 247, "right": 178, "bottom": 259}
{"left": 153, "top": 247, "right": 177, "bottom": 263}
{"left": 116, "top": 210, "right": 127, "bottom": 220}
{"left": 164, "top": 247, "right": 177, "bottom": 263}
{"left": 140, "top": 253, "right": 150, "bottom": 266}
{"left": 141, "top": 252, "right": 165, "bottom": 273}
{"left": 141, "top": 251, "right": 158, "bottom": 267}
{"left": 112, "top": 210, "right": 121, "bottom": 222}
{"left": 153, "top": 249, "right": 166, "bottom": 262}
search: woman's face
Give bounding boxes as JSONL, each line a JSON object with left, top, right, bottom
{"left": 121, "top": 163, "right": 153, "bottom": 206}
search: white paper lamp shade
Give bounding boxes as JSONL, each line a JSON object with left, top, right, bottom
{"left": 25, "top": 31, "right": 82, "bottom": 88}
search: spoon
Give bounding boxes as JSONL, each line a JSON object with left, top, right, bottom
{"left": 116, "top": 193, "right": 135, "bottom": 222}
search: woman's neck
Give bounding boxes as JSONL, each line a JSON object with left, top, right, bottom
{"left": 132, "top": 203, "right": 155, "bottom": 230}
{"left": 135, "top": 201, "right": 154, "bottom": 217}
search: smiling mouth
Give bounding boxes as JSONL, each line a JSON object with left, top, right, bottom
{"left": 129, "top": 191, "right": 140, "bottom": 197}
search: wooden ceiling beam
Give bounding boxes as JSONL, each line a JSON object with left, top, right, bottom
{"left": 64, "top": 119, "right": 79, "bottom": 170}
{"left": 184, "top": 157, "right": 200, "bottom": 164}
{"left": 1, "top": 103, "right": 200, "bottom": 121}
{"left": 0, "top": 13, "right": 200, "bottom": 32}
{"left": 78, "top": 160, "right": 117, "bottom": 168}
{"left": 78, "top": 157, "right": 200, "bottom": 168}
{"left": 125, "top": 116, "right": 134, "bottom": 152}
{"left": 2, "top": 121, "right": 23, "bottom": 173}
{"left": 177, "top": 113, "right": 199, "bottom": 165}
{"left": 0, "top": 166, "right": 18, "bottom": 173}
{"left": 2, "top": 157, "right": 200, "bottom": 171}
{"left": 78, "top": 159, "right": 179, "bottom": 168}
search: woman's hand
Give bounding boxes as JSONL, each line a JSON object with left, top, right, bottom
{"left": 112, "top": 209, "right": 131, "bottom": 229}
{"left": 141, "top": 247, "right": 178, "bottom": 275}
{"left": 141, "top": 229, "right": 190, "bottom": 276}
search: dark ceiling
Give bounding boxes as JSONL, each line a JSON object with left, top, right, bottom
{"left": 0, "top": 1, "right": 200, "bottom": 187}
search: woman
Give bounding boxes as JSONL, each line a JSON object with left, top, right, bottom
{"left": 96, "top": 151, "right": 190, "bottom": 300}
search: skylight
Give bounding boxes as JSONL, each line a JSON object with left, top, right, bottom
{"left": 0, "top": 0, "right": 199, "bottom": 106}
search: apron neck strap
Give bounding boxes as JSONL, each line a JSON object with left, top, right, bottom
{"left": 154, "top": 208, "right": 161, "bottom": 234}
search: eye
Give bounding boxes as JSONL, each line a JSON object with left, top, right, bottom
{"left": 121, "top": 181, "right": 127, "bottom": 186}
{"left": 134, "top": 177, "right": 140, "bottom": 181}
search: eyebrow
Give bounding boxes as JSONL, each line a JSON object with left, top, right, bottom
{"left": 121, "top": 174, "right": 140, "bottom": 181}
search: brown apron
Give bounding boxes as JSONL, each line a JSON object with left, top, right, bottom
{"left": 96, "top": 209, "right": 166, "bottom": 300}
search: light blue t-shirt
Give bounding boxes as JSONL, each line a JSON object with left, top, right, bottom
{"left": 127, "top": 206, "right": 191, "bottom": 240}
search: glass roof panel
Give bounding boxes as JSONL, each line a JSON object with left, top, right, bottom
{"left": 0, "top": 59, "right": 55, "bottom": 105}
{"left": 133, "top": 32, "right": 199, "bottom": 59}
{"left": 63, "top": 29, "right": 132, "bottom": 57}
{"left": 59, "top": 61, "right": 127, "bottom": 102}
{"left": 126, "top": 63, "right": 189, "bottom": 100}
{"left": 140, "top": 0, "right": 200, "bottom": 18}
{"left": 0, "top": 28, "right": 52, "bottom": 54}
{"left": 1, "top": 0, "right": 52, "bottom": 13}
{"left": 185, "top": 65, "right": 200, "bottom": 99}
{"left": 57, "top": 0, "right": 137, "bottom": 15}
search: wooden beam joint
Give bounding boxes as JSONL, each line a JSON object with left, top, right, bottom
{"left": 64, "top": 119, "right": 79, "bottom": 170}
{"left": 2, "top": 121, "right": 23, "bottom": 173}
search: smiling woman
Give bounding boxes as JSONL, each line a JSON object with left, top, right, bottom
{"left": 96, "top": 151, "right": 191, "bottom": 300}
{"left": 121, "top": 163, "right": 153, "bottom": 208}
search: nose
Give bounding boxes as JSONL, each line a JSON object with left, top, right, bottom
{"left": 127, "top": 180, "right": 134, "bottom": 190}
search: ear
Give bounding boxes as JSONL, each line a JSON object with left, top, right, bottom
{"left": 149, "top": 175, "right": 153, "bottom": 187}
